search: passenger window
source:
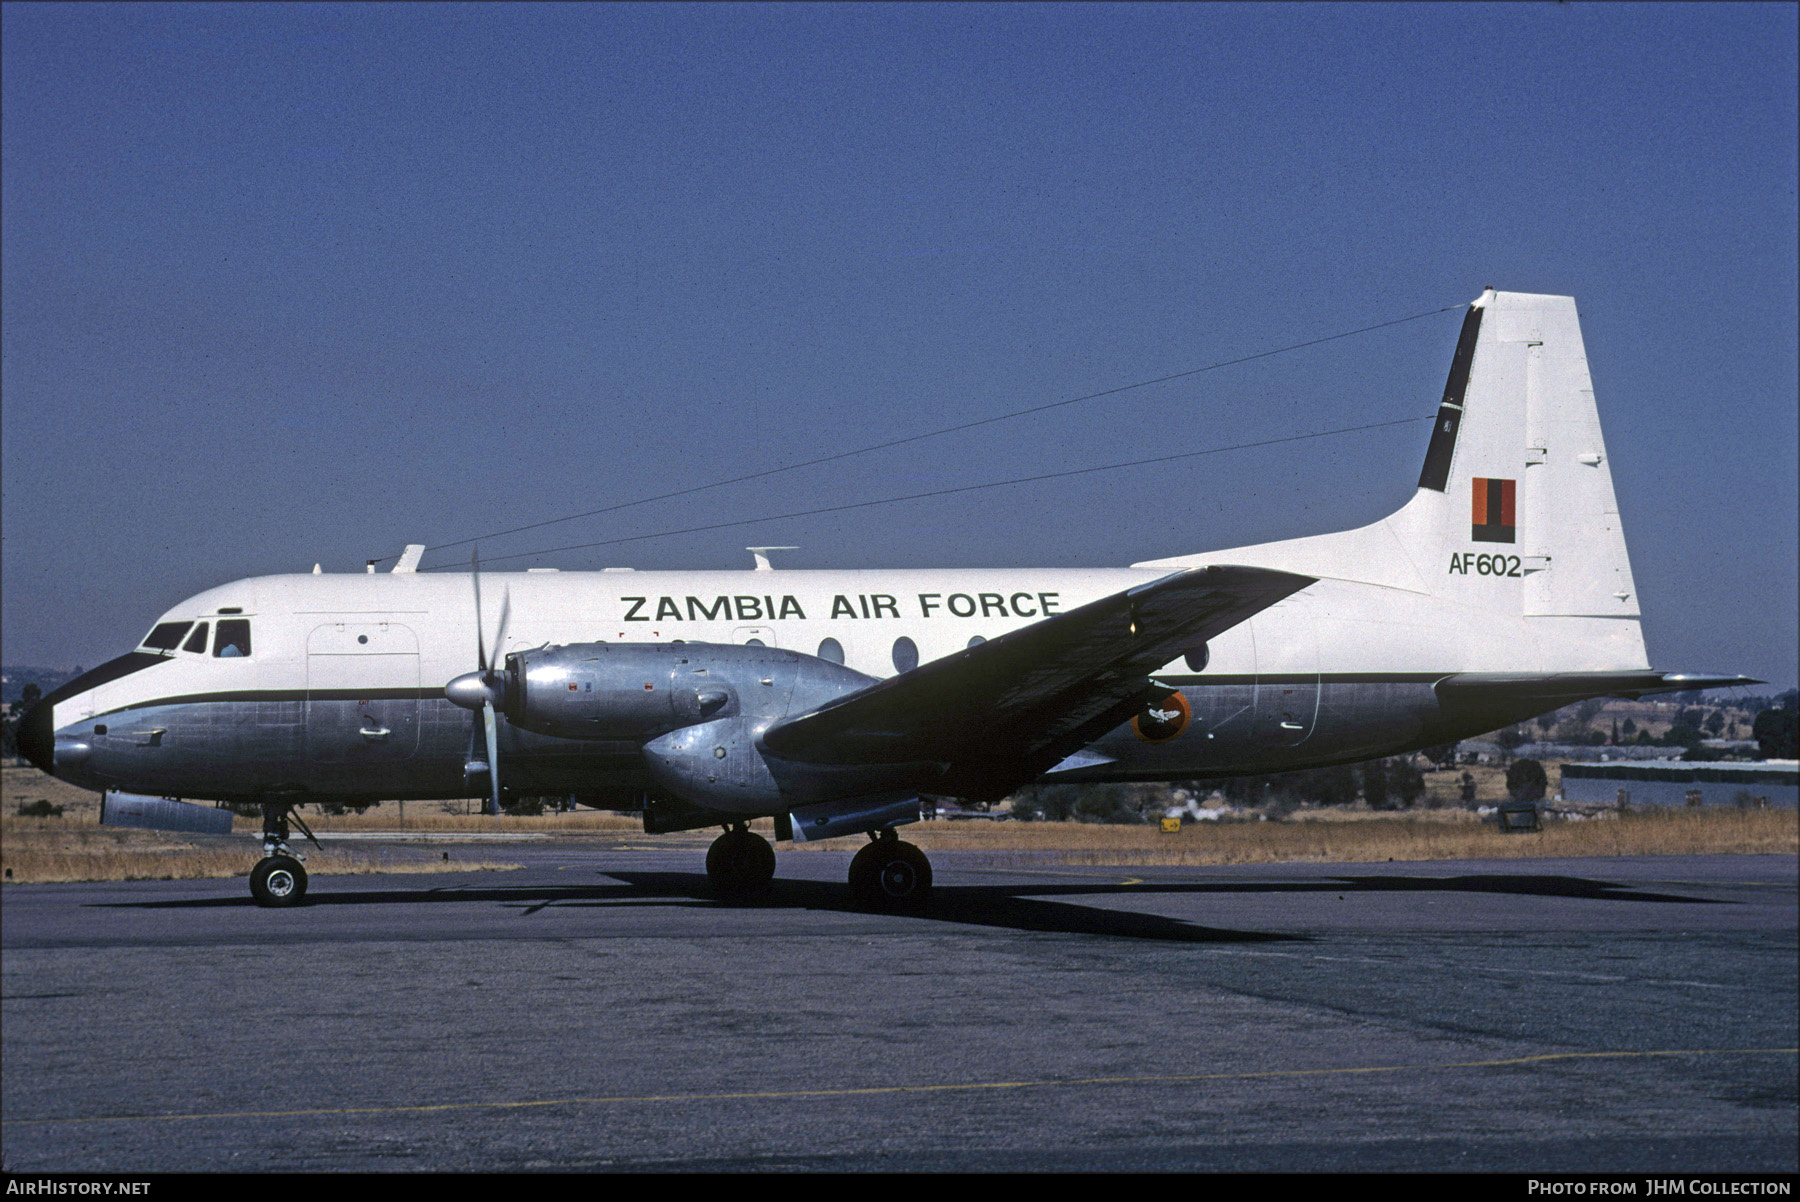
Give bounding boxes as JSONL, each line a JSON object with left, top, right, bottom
{"left": 817, "top": 637, "right": 844, "bottom": 665}
{"left": 214, "top": 619, "right": 252, "bottom": 658}
{"left": 182, "top": 623, "right": 210, "bottom": 654}
{"left": 142, "top": 621, "right": 192, "bottom": 651}
{"left": 891, "top": 636, "right": 918, "bottom": 674}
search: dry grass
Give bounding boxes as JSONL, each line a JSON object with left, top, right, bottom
{"left": 300, "top": 806, "right": 643, "bottom": 834}
{"left": 790, "top": 807, "right": 1798, "bottom": 866}
{"left": 0, "top": 767, "right": 647, "bottom": 834}
{"left": 0, "top": 766, "right": 523, "bottom": 884}
{"left": 0, "top": 825, "right": 522, "bottom": 885}
{"left": 4, "top": 763, "right": 1792, "bottom": 884}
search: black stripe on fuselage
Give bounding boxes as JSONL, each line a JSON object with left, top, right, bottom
{"left": 1416, "top": 304, "right": 1484, "bottom": 492}
{"left": 87, "top": 675, "right": 1457, "bottom": 720}
{"left": 84, "top": 687, "right": 445, "bottom": 721}
{"left": 18, "top": 651, "right": 172, "bottom": 771}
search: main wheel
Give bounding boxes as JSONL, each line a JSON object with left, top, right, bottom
{"left": 848, "top": 838, "right": 932, "bottom": 910}
{"left": 250, "top": 855, "right": 307, "bottom": 907}
{"left": 706, "top": 828, "right": 776, "bottom": 901}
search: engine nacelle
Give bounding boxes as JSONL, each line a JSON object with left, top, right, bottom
{"left": 490, "top": 641, "right": 876, "bottom": 745}
{"left": 641, "top": 715, "right": 782, "bottom": 812}
{"left": 498, "top": 643, "right": 694, "bottom": 739}
{"left": 448, "top": 641, "right": 884, "bottom": 813}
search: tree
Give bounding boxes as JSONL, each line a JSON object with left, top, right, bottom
{"left": 1071, "top": 785, "right": 1155, "bottom": 824}
{"left": 1219, "top": 775, "right": 1271, "bottom": 806}
{"left": 1389, "top": 757, "right": 1426, "bottom": 808}
{"left": 1308, "top": 766, "right": 1359, "bottom": 806}
{"left": 1267, "top": 766, "right": 1357, "bottom": 806}
{"left": 1361, "top": 759, "right": 1390, "bottom": 810}
{"left": 1008, "top": 785, "right": 1072, "bottom": 822}
{"left": 1009, "top": 784, "right": 1167, "bottom": 824}
{"left": 1753, "top": 706, "right": 1798, "bottom": 759}
{"left": 1662, "top": 721, "right": 1705, "bottom": 750}
{"left": 1506, "top": 758, "right": 1547, "bottom": 803}
{"left": 1420, "top": 743, "right": 1458, "bottom": 768}
{"left": 0, "top": 684, "right": 37, "bottom": 759}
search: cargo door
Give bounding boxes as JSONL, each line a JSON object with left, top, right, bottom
{"left": 305, "top": 623, "right": 421, "bottom": 763}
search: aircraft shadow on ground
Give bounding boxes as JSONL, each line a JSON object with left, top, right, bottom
{"left": 98, "top": 869, "right": 1717, "bottom": 944}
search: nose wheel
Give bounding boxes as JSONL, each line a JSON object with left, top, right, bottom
{"left": 249, "top": 802, "right": 315, "bottom": 907}
{"left": 706, "top": 825, "right": 776, "bottom": 901}
{"left": 848, "top": 830, "right": 932, "bottom": 910}
{"left": 250, "top": 855, "right": 308, "bottom": 906}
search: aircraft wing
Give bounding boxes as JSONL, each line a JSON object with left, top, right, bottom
{"left": 759, "top": 565, "right": 1315, "bottom": 800}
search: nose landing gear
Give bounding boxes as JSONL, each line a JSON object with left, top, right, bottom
{"left": 249, "top": 803, "right": 314, "bottom": 907}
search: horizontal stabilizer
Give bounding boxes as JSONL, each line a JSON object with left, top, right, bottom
{"left": 1436, "top": 670, "right": 1763, "bottom": 703}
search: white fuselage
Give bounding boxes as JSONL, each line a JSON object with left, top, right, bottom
{"left": 32, "top": 290, "right": 1670, "bottom": 809}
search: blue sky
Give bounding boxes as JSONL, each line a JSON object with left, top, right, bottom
{"left": 4, "top": 2, "right": 1796, "bottom": 688}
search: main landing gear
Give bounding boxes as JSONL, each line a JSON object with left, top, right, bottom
{"left": 702, "top": 822, "right": 933, "bottom": 909}
{"left": 706, "top": 824, "right": 776, "bottom": 902}
{"left": 847, "top": 829, "right": 932, "bottom": 910}
{"left": 249, "top": 804, "right": 313, "bottom": 907}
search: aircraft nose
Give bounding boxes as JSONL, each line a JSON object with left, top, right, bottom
{"left": 17, "top": 697, "right": 55, "bottom": 773}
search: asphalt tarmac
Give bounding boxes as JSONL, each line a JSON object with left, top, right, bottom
{"left": 2, "top": 845, "right": 1794, "bottom": 1173}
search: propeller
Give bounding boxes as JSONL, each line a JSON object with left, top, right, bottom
{"left": 445, "top": 549, "right": 510, "bottom": 815}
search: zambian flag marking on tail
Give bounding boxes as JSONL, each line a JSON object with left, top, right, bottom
{"left": 1472, "top": 477, "right": 1516, "bottom": 543}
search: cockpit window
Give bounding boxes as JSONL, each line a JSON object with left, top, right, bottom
{"left": 142, "top": 621, "right": 193, "bottom": 651}
{"left": 182, "top": 622, "right": 210, "bottom": 654}
{"left": 214, "top": 619, "right": 252, "bottom": 658}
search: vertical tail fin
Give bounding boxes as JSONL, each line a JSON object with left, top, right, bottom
{"left": 1137, "top": 288, "right": 1650, "bottom": 672}
{"left": 1394, "top": 288, "right": 1640, "bottom": 621}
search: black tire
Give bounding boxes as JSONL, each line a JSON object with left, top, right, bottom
{"left": 250, "top": 856, "right": 307, "bottom": 907}
{"left": 848, "top": 838, "right": 932, "bottom": 910}
{"left": 706, "top": 829, "right": 776, "bottom": 901}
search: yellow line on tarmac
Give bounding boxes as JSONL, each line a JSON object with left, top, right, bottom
{"left": 5, "top": 1048, "right": 1793, "bottom": 1127}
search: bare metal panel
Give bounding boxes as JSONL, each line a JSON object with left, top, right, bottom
{"left": 100, "top": 791, "right": 236, "bottom": 835}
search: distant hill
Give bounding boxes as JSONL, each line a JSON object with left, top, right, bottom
{"left": 2, "top": 666, "right": 83, "bottom": 704}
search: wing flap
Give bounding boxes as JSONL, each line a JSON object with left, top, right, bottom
{"left": 760, "top": 565, "right": 1314, "bottom": 799}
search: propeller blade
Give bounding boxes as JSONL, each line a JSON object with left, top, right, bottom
{"left": 482, "top": 700, "right": 501, "bottom": 815}
{"left": 471, "top": 548, "right": 489, "bottom": 673}
{"left": 492, "top": 589, "right": 512, "bottom": 664}
{"left": 466, "top": 546, "right": 504, "bottom": 815}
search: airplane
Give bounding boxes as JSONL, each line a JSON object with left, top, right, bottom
{"left": 18, "top": 289, "right": 1757, "bottom": 908}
